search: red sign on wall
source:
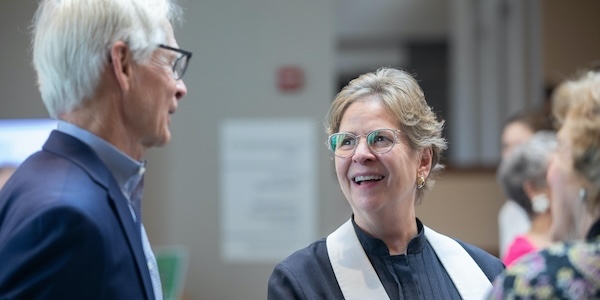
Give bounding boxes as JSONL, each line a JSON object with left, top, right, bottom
{"left": 277, "top": 66, "right": 304, "bottom": 92}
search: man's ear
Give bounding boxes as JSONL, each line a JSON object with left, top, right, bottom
{"left": 418, "top": 147, "right": 433, "bottom": 179}
{"left": 109, "top": 41, "right": 133, "bottom": 92}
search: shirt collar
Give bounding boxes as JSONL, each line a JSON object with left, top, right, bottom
{"left": 56, "top": 120, "right": 145, "bottom": 198}
{"left": 352, "top": 216, "right": 426, "bottom": 256}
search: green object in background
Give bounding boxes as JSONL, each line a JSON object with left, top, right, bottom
{"left": 155, "top": 246, "right": 189, "bottom": 300}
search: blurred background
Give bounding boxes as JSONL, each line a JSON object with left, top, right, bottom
{"left": 0, "top": 0, "right": 599, "bottom": 299}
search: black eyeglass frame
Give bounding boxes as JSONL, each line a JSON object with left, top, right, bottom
{"left": 158, "top": 44, "right": 192, "bottom": 80}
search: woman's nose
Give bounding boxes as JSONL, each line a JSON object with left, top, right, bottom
{"left": 352, "top": 138, "right": 375, "bottom": 162}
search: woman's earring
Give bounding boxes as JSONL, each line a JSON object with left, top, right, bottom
{"left": 531, "top": 194, "right": 550, "bottom": 213}
{"left": 417, "top": 175, "right": 425, "bottom": 190}
{"left": 579, "top": 188, "right": 587, "bottom": 202}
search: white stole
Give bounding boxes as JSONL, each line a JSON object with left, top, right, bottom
{"left": 326, "top": 219, "right": 492, "bottom": 300}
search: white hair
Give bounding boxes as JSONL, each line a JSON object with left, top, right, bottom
{"left": 32, "top": 0, "right": 183, "bottom": 118}
{"left": 497, "top": 131, "right": 557, "bottom": 216}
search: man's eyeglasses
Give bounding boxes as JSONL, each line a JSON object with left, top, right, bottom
{"left": 327, "top": 128, "right": 402, "bottom": 158}
{"left": 158, "top": 44, "right": 192, "bottom": 80}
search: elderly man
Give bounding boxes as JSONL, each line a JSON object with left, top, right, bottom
{"left": 0, "top": 0, "right": 191, "bottom": 299}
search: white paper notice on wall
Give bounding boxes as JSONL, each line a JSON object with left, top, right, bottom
{"left": 220, "top": 119, "right": 317, "bottom": 263}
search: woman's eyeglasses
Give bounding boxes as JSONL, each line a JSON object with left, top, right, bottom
{"left": 327, "top": 128, "right": 402, "bottom": 158}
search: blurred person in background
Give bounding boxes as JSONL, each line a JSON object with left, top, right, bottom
{"left": 498, "top": 110, "right": 554, "bottom": 258}
{"left": 0, "top": 0, "right": 190, "bottom": 298}
{"left": 268, "top": 67, "right": 504, "bottom": 300}
{"left": 0, "top": 165, "right": 16, "bottom": 190}
{"left": 487, "top": 70, "right": 600, "bottom": 299}
{"left": 497, "top": 131, "right": 557, "bottom": 266}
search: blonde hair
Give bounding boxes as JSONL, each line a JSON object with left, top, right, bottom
{"left": 325, "top": 67, "right": 447, "bottom": 203}
{"left": 561, "top": 71, "right": 600, "bottom": 212}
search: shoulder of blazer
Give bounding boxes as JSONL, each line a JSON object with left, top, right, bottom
{"left": 42, "top": 130, "right": 112, "bottom": 188}
{"left": 455, "top": 239, "right": 505, "bottom": 281}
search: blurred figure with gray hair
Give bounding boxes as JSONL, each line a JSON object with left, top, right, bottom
{"left": 497, "top": 110, "right": 554, "bottom": 258}
{"left": 497, "top": 131, "right": 557, "bottom": 266}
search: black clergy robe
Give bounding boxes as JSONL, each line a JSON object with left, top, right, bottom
{"left": 268, "top": 218, "right": 505, "bottom": 300}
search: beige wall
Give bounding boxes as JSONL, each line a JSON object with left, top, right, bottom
{"left": 543, "top": 0, "right": 600, "bottom": 86}
{"left": 417, "top": 170, "right": 504, "bottom": 256}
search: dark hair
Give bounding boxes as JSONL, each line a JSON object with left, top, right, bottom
{"left": 503, "top": 110, "right": 554, "bottom": 133}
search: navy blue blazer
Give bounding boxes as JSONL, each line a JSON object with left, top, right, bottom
{"left": 0, "top": 131, "right": 155, "bottom": 299}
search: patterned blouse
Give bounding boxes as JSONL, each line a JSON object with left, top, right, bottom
{"left": 487, "top": 219, "right": 600, "bottom": 300}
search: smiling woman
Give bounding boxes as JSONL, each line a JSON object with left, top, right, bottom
{"left": 267, "top": 67, "right": 505, "bottom": 300}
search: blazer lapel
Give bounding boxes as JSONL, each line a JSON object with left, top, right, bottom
{"left": 43, "top": 130, "right": 155, "bottom": 299}
{"left": 108, "top": 183, "right": 155, "bottom": 299}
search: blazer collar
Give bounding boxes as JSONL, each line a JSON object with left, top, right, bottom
{"left": 43, "top": 130, "right": 156, "bottom": 299}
